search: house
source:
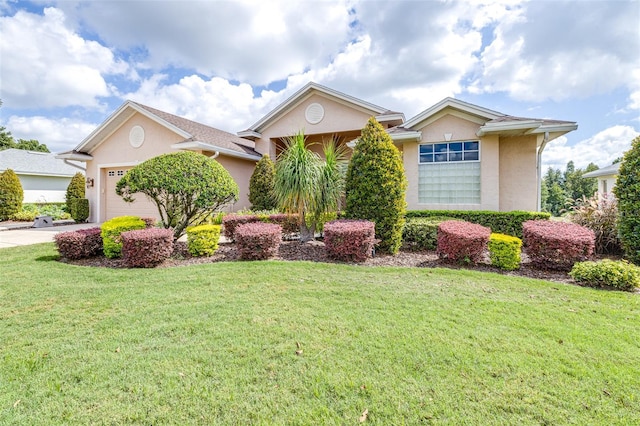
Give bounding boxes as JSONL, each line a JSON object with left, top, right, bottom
{"left": 58, "top": 82, "right": 577, "bottom": 223}
{"left": 57, "top": 101, "right": 262, "bottom": 222}
{"left": 0, "top": 148, "right": 84, "bottom": 203}
{"left": 583, "top": 163, "right": 620, "bottom": 198}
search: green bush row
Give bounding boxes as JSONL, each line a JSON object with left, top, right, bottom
{"left": 405, "top": 210, "right": 550, "bottom": 238}
{"left": 570, "top": 259, "right": 640, "bottom": 291}
{"left": 402, "top": 216, "right": 458, "bottom": 251}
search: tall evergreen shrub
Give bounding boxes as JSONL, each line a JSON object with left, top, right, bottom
{"left": 0, "top": 169, "right": 23, "bottom": 220}
{"left": 249, "top": 154, "right": 276, "bottom": 211}
{"left": 614, "top": 135, "right": 640, "bottom": 264}
{"left": 345, "top": 117, "right": 407, "bottom": 254}
{"left": 65, "top": 172, "right": 85, "bottom": 210}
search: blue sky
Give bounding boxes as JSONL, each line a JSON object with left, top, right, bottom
{"left": 1, "top": 0, "right": 638, "bottom": 171}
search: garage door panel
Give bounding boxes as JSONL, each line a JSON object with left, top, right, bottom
{"left": 104, "top": 167, "right": 159, "bottom": 221}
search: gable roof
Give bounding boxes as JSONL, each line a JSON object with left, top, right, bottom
{"left": 238, "top": 82, "right": 404, "bottom": 138}
{"left": 0, "top": 148, "right": 84, "bottom": 177}
{"left": 60, "top": 101, "right": 261, "bottom": 161}
{"left": 394, "top": 97, "right": 577, "bottom": 141}
{"left": 583, "top": 163, "right": 620, "bottom": 178}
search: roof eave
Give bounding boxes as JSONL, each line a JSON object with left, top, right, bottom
{"left": 403, "top": 97, "right": 504, "bottom": 130}
{"left": 390, "top": 131, "right": 422, "bottom": 143}
{"left": 55, "top": 152, "right": 94, "bottom": 161}
{"left": 170, "top": 141, "right": 261, "bottom": 161}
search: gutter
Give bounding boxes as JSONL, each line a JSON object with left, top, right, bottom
{"left": 64, "top": 159, "right": 86, "bottom": 172}
{"left": 536, "top": 131, "right": 549, "bottom": 212}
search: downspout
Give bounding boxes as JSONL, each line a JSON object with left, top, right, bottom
{"left": 536, "top": 131, "right": 550, "bottom": 212}
{"left": 211, "top": 151, "right": 220, "bottom": 159}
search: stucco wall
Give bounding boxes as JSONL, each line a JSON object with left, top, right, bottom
{"left": 214, "top": 155, "right": 254, "bottom": 211}
{"left": 498, "top": 135, "right": 538, "bottom": 211}
{"left": 18, "top": 174, "right": 72, "bottom": 203}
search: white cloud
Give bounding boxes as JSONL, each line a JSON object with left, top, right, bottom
{"left": 471, "top": 1, "right": 640, "bottom": 102}
{"left": 0, "top": 7, "right": 128, "bottom": 109}
{"left": 3, "top": 115, "right": 98, "bottom": 153}
{"left": 543, "top": 125, "right": 640, "bottom": 171}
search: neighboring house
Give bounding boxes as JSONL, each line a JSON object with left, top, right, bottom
{"left": 57, "top": 101, "right": 262, "bottom": 222}
{"left": 58, "top": 82, "right": 578, "bottom": 223}
{"left": 583, "top": 163, "right": 620, "bottom": 198}
{"left": 0, "top": 148, "right": 84, "bottom": 203}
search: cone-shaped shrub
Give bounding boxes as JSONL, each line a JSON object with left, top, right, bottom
{"left": 614, "top": 135, "right": 640, "bottom": 264}
{"left": 0, "top": 169, "right": 23, "bottom": 220}
{"left": 249, "top": 154, "right": 276, "bottom": 211}
{"left": 345, "top": 117, "right": 407, "bottom": 254}
{"left": 65, "top": 172, "right": 85, "bottom": 211}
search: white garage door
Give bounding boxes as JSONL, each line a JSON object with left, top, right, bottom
{"left": 103, "top": 167, "right": 159, "bottom": 221}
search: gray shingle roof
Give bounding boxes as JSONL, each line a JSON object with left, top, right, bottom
{"left": 0, "top": 148, "right": 84, "bottom": 177}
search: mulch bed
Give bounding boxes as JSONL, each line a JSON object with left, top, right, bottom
{"left": 63, "top": 240, "right": 577, "bottom": 284}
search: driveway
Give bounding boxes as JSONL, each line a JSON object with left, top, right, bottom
{"left": 0, "top": 223, "right": 100, "bottom": 248}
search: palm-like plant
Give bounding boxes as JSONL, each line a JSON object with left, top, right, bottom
{"left": 274, "top": 132, "right": 347, "bottom": 242}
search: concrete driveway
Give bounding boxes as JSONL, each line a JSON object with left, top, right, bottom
{"left": 0, "top": 223, "right": 100, "bottom": 248}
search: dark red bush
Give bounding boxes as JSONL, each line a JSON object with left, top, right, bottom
{"left": 235, "top": 222, "right": 282, "bottom": 260}
{"left": 222, "top": 214, "right": 260, "bottom": 240}
{"left": 324, "top": 220, "right": 377, "bottom": 262}
{"left": 523, "top": 220, "right": 595, "bottom": 270}
{"left": 141, "top": 217, "right": 157, "bottom": 228}
{"left": 437, "top": 220, "right": 491, "bottom": 263}
{"left": 266, "top": 213, "right": 299, "bottom": 238}
{"left": 121, "top": 228, "right": 174, "bottom": 268}
{"left": 54, "top": 227, "right": 103, "bottom": 259}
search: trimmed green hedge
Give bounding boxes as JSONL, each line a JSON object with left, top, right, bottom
{"left": 405, "top": 210, "right": 550, "bottom": 238}
{"left": 488, "top": 233, "right": 522, "bottom": 271}
{"left": 101, "top": 216, "right": 146, "bottom": 259}
{"left": 186, "top": 224, "right": 221, "bottom": 257}
{"left": 402, "top": 216, "right": 459, "bottom": 251}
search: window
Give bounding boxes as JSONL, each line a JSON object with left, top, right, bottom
{"left": 108, "top": 171, "right": 115, "bottom": 177}
{"left": 418, "top": 141, "right": 481, "bottom": 204}
{"left": 108, "top": 170, "right": 125, "bottom": 177}
{"left": 419, "top": 141, "right": 479, "bottom": 163}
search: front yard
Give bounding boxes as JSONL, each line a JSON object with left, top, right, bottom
{"left": 1, "top": 243, "right": 638, "bottom": 424}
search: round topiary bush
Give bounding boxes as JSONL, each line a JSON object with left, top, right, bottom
{"left": 0, "top": 169, "right": 23, "bottom": 220}
{"left": 345, "top": 117, "right": 407, "bottom": 254}
{"left": 614, "top": 135, "right": 640, "bottom": 264}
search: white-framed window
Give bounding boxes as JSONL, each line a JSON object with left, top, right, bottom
{"left": 108, "top": 170, "right": 125, "bottom": 177}
{"left": 108, "top": 171, "right": 115, "bottom": 177}
{"left": 418, "top": 141, "right": 481, "bottom": 204}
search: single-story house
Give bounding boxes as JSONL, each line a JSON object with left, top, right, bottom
{"left": 0, "top": 148, "right": 84, "bottom": 203}
{"left": 58, "top": 82, "right": 577, "bottom": 223}
{"left": 583, "top": 163, "right": 620, "bottom": 197}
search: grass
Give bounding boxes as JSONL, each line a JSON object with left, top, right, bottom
{"left": 1, "top": 243, "right": 639, "bottom": 425}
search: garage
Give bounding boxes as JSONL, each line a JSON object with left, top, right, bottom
{"left": 102, "top": 167, "right": 159, "bottom": 221}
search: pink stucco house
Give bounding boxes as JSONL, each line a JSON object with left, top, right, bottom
{"left": 58, "top": 82, "right": 577, "bottom": 223}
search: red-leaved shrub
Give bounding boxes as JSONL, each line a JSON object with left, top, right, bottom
{"left": 235, "top": 222, "right": 282, "bottom": 260}
{"left": 437, "top": 220, "right": 491, "bottom": 263}
{"left": 522, "top": 220, "right": 595, "bottom": 270}
{"left": 324, "top": 219, "right": 377, "bottom": 262}
{"left": 265, "top": 213, "right": 299, "bottom": 238}
{"left": 222, "top": 214, "right": 261, "bottom": 240}
{"left": 141, "top": 217, "right": 157, "bottom": 228}
{"left": 121, "top": 228, "right": 174, "bottom": 268}
{"left": 54, "top": 227, "right": 103, "bottom": 259}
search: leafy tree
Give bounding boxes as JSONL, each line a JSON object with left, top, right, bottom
{"left": 249, "top": 154, "right": 276, "bottom": 211}
{"left": 564, "top": 161, "right": 598, "bottom": 201}
{"left": 345, "top": 117, "right": 407, "bottom": 254}
{"left": 0, "top": 126, "right": 16, "bottom": 151}
{"left": 116, "top": 151, "right": 238, "bottom": 239}
{"left": 15, "top": 139, "right": 49, "bottom": 152}
{"left": 613, "top": 135, "right": 640, "bottom": 264}
{"left": 0, "top": 169, "right": 23, "bottom": 220}
{"left": 541, "top": 167, "right": 565, "bottom": 216}
{"left": 273, "top": 133, "right": 347, "bottom": 242}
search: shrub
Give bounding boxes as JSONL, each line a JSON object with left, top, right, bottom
{"left": 569, "top": 194, "right": 621, "bottom": 255}
{"left": 65, "top": 172, "right": 85, "bottom": 212}
{"left": 121, "top": 228, "right": 174, "bottom": 268}
{"left": 402, "top": 216, "right": 458, "bottom": 251}
{"left": 488, "top": 233, "right": 522, "bottom": 271}
{"left": 10, "top": 210, "right": 37, "bottom": 221}
{"left": 437, "top": 221, "right": 491, "bottom": 264}
{"left": 69, "top": 198, "right": 89, "bottom": 223}
{"left": 141, "top": 217, "right": 157, "bottom": 228}
{"left": 187, "top": 224, "right": 221, "bottom": 257}
{"left": 54, "top": 227, "right": 103, "bottom": 260}
{"left": 222, "top": 214, "right": 261, "bottom": 241}
{"left": 116, "top": 151, "right": 238, "bottom": 239}
{"left": 324, "top": 219, "right": 377, "bottom": 262}
{"left": 235, "top": 222, "right": 282, "bottom": 260}
{"left": 522, "top": 220, "right": 595, "bottom": 270}
{"left": 345, "top": 117, "right": 407, "bottom": 254}
{"left": 249, "top": 154, "right": 277, "bottom": 211}
{"left": 614, "top": 135, "right": 640, "bottom": 264}
{"left": 570, "top": 259, "right": 640, "bottom": 291}
{"left": 405, "top": 210, "right": 550, "bottom": 238}
{"left": 264, "top": 213, "right": 300, "bottom": 239}
{"left": 101, "top": 216, "right": 146, "bottom": 258}
{"left": 0, "top": 169, "right": 23, "bottom": 220}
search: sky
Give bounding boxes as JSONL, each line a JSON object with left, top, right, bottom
{"left": 1, "top": 0, "right": 639, "bottom": 171}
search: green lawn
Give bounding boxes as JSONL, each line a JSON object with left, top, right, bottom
{"left": 1, "top": 243, "right": 638, "bottom": 425}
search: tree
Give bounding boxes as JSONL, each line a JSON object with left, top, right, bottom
{"left": 345, "top": 117, "right": 407, "bottom": 254}
{"left": 15, "top": 139, "right": 49, "bottom": 152}
{"left": 115, "top": 151, "right": 238, "bottom": 239}
{"left": 65, "top": 172, "right": 86, "bottom": 220}
{"left": 564, "top": 161, "right": 598, "bottom": 201}
{"left": 0, "top": 169, "right": 23, "bottom": 220}
{"left": 248, "top": 154, "right": 276, "bottom": 211}
{"left": 0, "top": 126, "right": 15, "bottom": 151}
{"left": 273, "top": 132, "right": 347, "bottom": 242}
{"left": 613, "top": 135, "right": 640, "bottom": 264}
